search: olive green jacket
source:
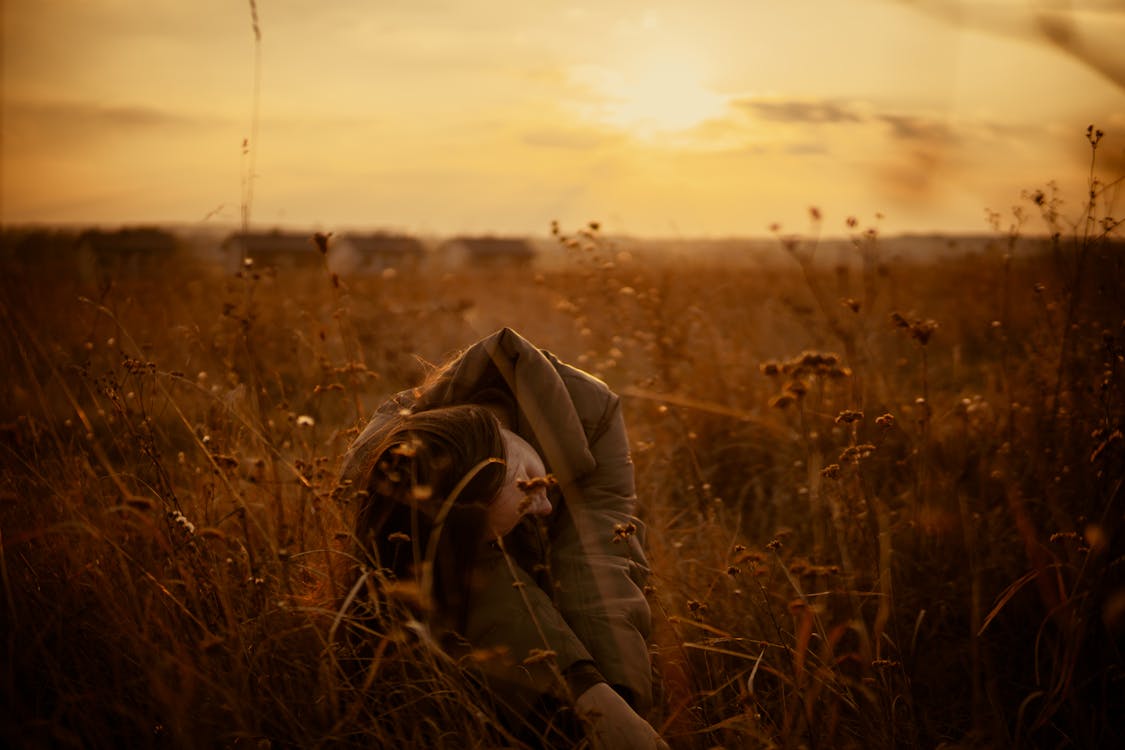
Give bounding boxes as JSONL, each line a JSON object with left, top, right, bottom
{"left": 339, "top": 328, "right": 653, "bottom": 711}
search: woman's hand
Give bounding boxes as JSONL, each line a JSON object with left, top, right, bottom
{"left": 574, "top": 682, "right": 670, "bottom": 750}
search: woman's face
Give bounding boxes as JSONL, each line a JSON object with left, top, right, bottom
{"left": 488, "top": 428, "right": 553, "bottom": 537}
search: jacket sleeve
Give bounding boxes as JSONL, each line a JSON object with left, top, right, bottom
{"left": 549, "top": 387, "right": 654, "bottom": 712}
{"left": 460, "top": 549, "right": 596, "bottom": 700}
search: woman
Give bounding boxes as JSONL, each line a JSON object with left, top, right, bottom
{"left": 338, "top": 328, "right": 665, "bottom": 749}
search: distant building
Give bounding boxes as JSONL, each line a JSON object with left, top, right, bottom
{"left": 75, "top": 227, "right": 180, "bottom": 277}
{"left": 436, "top": 236, "right": 536, "bottom": 269}
{"left": 221, "top": 230, "right": 321, "bottom": 272}
{"left": 2, "top": 229, "right": 82, "bottom": 264}
{"left": 333, "top": 232, "right": 426, "bottom": 275}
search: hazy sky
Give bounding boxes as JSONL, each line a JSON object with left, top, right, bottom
{"left": 3, "top": 0, "right": 1124, "bottom": 236}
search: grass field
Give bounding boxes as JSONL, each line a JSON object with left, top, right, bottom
{"left": 2, "top": 136, "right": 1123, "bottom": 749}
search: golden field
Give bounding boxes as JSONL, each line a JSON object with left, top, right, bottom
{"left": 2, "top": 146, "right": 1123, "bottom": 748}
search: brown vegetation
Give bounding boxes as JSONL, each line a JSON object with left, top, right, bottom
{"left": 1, "top": 135, "right": 1123, "bottom": 748}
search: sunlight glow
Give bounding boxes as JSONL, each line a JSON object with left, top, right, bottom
{"left": 574, "top": 55, "right": 729, "bottom": 136}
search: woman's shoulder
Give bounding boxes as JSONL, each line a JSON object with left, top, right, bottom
{"left": 540, "top": 350, "right": 619, "bottom": 442}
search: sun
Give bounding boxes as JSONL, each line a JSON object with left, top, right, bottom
{"left": 573, "top": 55, "right": 728, "bottom": 137}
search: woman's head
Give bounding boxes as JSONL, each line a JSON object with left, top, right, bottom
{"left": 352, "top": 404, "right": 552, "bottom": 624}
{"left": 490, "top": 428, "right": 552, "bottom": 537}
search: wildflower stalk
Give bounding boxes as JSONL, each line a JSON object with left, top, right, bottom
{"left": 313, "top": 232, "right": 366, "bottom": 423}
{"left": 1049, "top": 126, "right": 1109, "bottom": 422}
{"left": 918, "top": 342, "right": 931, "bottom": 510}
{"left": 240, "top": 0, "right": 262, "bottom": 248}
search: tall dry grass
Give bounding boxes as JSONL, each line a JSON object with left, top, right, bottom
{"left": 2, "top": 130, "right": 1122, "bottom": 748}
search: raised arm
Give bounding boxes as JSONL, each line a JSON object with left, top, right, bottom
{"left": 548, "top": 388, "right": 654, "bottom": 711}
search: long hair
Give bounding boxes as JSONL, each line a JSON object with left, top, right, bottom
{"left": 350, "top": 404, "right": 506, "bottom": 632}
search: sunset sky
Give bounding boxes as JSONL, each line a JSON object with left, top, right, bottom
{"left": 3, "top": 0, "right": 1124, "bottom": 237}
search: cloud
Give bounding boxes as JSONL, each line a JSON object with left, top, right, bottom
{"left": 732, "top": 96, "right": 967, "bottom": 146}
{"left": 3, "top": 99, "right": 227, "bottom": 149}
{"left": 733, "top": 98, "right": 864, "bottom": 124}
{"left": 876, "top": 113, "right": 956, "bottom": 143}
{"left": 725, "top": 96, "right": 976, "bottom": 205}
{"left": 6, "top": 99, "right": 218, "bottom": 130}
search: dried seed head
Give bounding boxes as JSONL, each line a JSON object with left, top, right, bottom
{"left": 911, "top": 319, "right": 938, "bottom": 345}
{"left": 890, "top": 312, "right": 938, "bottom": 345}
{"left": 612, "top": 522, "right": 638, "bottom": 543}
{"left": 797, "top": 351, "right": 839, "bottom": 369}
{"left": 522, "top": 648, "right": 558, "bottom": 666}
{"left": 169, "top": 509, "right": 196, "bottom": 535}
{"left": 839, "top": 444, "right": 876, "bottom": 463}
{"left": 835, "top": 409, "right": 864, "bottom": 425}
{"left": 773, "top": 350, "right": 844, "bottom": 379}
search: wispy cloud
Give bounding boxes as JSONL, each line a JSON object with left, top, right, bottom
{"left": 4, "top": 99, "right": 228, "bottom": 151}
{"left": 730, "top": 96, "right": 969, "bottom": 146}
{"left": 876, "top": 113, "right": 957, "bottom": 143}
{"left": 720, "top": 96, "right": 992, "bottom": 206}
{"left": 733, "top": 99, "right": 864, "bottom": 124}
{"left": 7, "top": 99, "right": 220, "bottom": 131}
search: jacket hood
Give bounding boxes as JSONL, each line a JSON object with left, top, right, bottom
{"left": 339, "top": 328, "right": 601, "bottom": 492}
{"left": 411, "top": 327, "right": 597, "bottom": 485}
